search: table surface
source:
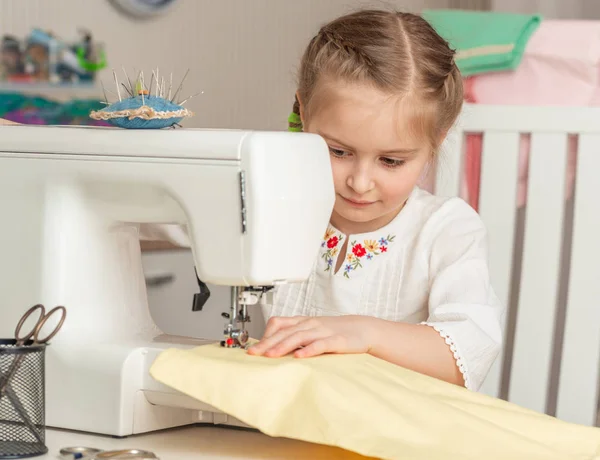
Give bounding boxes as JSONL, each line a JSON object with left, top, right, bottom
{"left": 40, "top": 424, "right": 372, "bottom": 459}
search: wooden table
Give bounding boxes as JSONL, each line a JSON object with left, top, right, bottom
{"left": 41, "top": 425, "right": 373, "bottom": 459}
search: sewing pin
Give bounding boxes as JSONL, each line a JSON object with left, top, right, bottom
{"left": 170, "top": 68, "right": 189, "bottom": 103}
{"left": 100, "top": 80, "right": 108, "bottom": 104}
{"left": 148, "top": 71, "right": 155, "bottom": 99}
{"left": 121, "top": 83, "right": 133, "bottom": 97}
{"left": 112, "top": 69, "right": 121, "bottom": 102}
{"left": 156, "top": 67, "right": 160, "bottom": 97}
{"left": 179, "top": 91, "right": 204, "bottom": 105}
{"left": 122, "top": 66, "right": 134, "bottom": 95}
{"left": 140, "top": 72, "right": 145, "bottom": 105}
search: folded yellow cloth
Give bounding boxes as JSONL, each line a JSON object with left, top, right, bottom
{"left": 150, "top": 343, "right": 600, "bottom": 460}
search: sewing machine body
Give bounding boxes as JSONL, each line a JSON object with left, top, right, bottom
{"left": 0, "top": 125, "right": 334, "bottom": 435}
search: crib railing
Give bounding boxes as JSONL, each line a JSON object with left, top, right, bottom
{"left": 437, "top": 103, "right": 600, "bottom": 427}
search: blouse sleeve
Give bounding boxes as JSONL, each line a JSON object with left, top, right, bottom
{"left": 420, "top": 198, "right": 505, "bottom": 391}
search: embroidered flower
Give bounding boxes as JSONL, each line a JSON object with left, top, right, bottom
{"left": 324, "top": 227, "right": 335, "bottom": 241}
{"left": 327, "top": 236, "right": 339, "bottom": 248}
{"left": 321, "top": 226, "right": 344, "bottom": 272}
{"left": 364, "top": 240, "right": 379, "bottom": 252}
{"left": 379, "top": 235, "right": 394, "bottom": 246}
{"left": 342, "top": 234, "right": 396, "bottom": 278}
{"left": 352, "top": 243, "right": 366, "bottom": 258}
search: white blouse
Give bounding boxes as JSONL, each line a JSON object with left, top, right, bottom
{"left": 261, "top": 187, "right": 504, "bottom": 391}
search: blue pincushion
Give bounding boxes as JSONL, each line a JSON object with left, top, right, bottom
{"left": 90, "top": 69, "right": 195, "bottom": 129}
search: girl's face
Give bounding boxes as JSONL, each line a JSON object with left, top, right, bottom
{"left": 301, "top": 81, "right": 434, "bottom": 235}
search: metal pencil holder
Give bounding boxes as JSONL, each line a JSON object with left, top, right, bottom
{"left": 0, "top": 339, "right": 47, "bottom": 459}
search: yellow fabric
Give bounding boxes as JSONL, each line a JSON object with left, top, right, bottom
{"left": 150, "top": 343, "right": 600, "bottom": 460}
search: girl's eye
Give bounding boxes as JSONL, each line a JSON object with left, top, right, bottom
{"left": 380, "top": 157, "right": 405, "bottom": 168}
{"left": 329, "top": 147, "right": 348, "bottom": 158}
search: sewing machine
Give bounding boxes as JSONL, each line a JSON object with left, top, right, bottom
{"left": 0, "top": 124, "right": 335, "bottom": 436}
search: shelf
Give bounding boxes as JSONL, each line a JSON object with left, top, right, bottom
{"left": 0, "top": 82, "right": 102, "bottom": 99}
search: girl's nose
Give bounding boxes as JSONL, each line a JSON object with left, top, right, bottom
{"left": 347, "top": 165, "right": 375, "bottom": 195}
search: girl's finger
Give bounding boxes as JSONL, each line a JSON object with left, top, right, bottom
{"left": 263, "top": 328, "right": 327, "bottom": 358}
{"left": 248, "top": 321, "right": 314, "bottom": 355}
{"left": 294, "top": 336, "right": 344, "bottom": 358}
{"left": 248, "top": 321, "right": 315, "bottom": 355}
{"left": 262, "top": 316, "right": 306, "bottom": 339}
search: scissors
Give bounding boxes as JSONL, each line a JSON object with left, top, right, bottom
{"left": 0, "top": 304, "right": 66, "bottom": 443}
{"left": 0, "top": 303, "right": 66, "bottom": 393}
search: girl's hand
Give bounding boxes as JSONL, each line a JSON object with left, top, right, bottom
{"left": 247, "top": 315, "right": 377, "bottom": 358}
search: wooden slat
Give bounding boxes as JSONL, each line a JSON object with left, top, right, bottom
{"left": 555, "top": 134, "right": 600, "bottom": 425}
{"left": 477, "top": 132, "right": 520, "bottom": 398}
{"left": 436, "top": 117, "right": 464, "bottom": 197}
{"left": 508, "top": 132, "right": 568, "bottom": 413}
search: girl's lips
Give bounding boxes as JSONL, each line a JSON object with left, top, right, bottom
{"left": 342, "top": 196, "right": 375, "bottom": 207}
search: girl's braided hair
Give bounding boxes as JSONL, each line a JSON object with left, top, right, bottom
{"left": 289, "top": 9, "right": 463, "bottom": 150}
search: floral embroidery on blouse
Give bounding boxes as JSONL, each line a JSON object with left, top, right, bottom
{"left": 320, "top": 226, "right": 395, "bottom": 277}
{"left": 342, "top": 234, "right": 395, "bottom": 278}
{"left": 321, "top": 227, "right": 344, "bottom": 272}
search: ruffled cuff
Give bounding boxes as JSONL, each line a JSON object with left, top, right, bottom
{"left": 421, "top": 321, "right": 472, "bottom": 390}
{"left": 420, "top": 315, "right": 502, "bottom": 391}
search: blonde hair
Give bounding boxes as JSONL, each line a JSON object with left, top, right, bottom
{"left": 290, "top": 9, "right": 463, "bottom": 150}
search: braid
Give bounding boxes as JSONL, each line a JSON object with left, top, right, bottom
{"left": 444, "top": 63, "right": 462, "bottom": 101}
{"left": 318, "top": 27, "right": 375, "bottom": 69}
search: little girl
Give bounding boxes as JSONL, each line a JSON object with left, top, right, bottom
{"left": 248, "top": 9, "right": 504, "bottom": 392}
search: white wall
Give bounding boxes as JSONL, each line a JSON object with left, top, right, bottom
{"left": 0, "top": 0, "right": 449, "bottom": 130}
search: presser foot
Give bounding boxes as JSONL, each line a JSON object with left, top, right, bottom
{"left": 220, "top": 329, "right": 249, "bottom": 349}
{"left": 220, "top": 286, "right": 273, "bottom": 350}
{"left": 220, "top": 306, "right": 250, "bottom": 349}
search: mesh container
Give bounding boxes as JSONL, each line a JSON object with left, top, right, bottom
{"left": 0, "top": 339, "right": 47, "bottom": 459}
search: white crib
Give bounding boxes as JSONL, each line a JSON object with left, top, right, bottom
{"left": 437, "top": 103, "right": 600, "bottom": 427}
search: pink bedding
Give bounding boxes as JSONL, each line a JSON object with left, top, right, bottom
{"left": 427, "top": 20, "right": 600, "bottom": 210}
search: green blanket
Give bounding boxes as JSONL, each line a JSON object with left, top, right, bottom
{"left": 422, "top": 9, "right": 541, "bottom": 76}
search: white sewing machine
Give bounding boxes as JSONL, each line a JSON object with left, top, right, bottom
{"left": 0, "top": 124, "right": 335, "bottom": 436}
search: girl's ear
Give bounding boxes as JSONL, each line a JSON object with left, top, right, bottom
{"left": 437, "top": 129, "right": 449, "bottom": 147}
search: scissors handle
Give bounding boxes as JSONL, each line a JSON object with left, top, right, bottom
{"left": 14, "top": 304, "right": 45, "bottom": 345}
{"left": 34, "top": 305, "right": 67, "bottom": 344}
{"left": 14, "top": 304, "right": 67, "bottom": 345}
